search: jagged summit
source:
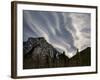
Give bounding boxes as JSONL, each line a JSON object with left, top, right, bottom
{"left": 23, "top": 37, "right": 62, "bottom": 56}
{"left": 23, "top": 37, "right": 48, "bottom": 54}
{"left": 23, "top": 37, "right": 91, "bottom": 69}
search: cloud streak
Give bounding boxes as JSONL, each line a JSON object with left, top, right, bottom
{"left": 23, "top": 10, "right": 91, "bottom": 58}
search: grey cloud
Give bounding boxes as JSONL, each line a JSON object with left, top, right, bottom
{"left": 23, "top": 10, "right": 90, "bottom": 58}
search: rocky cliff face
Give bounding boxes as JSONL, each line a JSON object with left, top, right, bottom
{"left": 23, "top": 37, "right": 91, "bottom": 69}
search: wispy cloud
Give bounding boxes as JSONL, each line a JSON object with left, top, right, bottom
{"left": 23, "top": 10, "right": 90, "bottom": 58}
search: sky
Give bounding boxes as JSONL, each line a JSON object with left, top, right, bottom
{"left": 23, "top": 10, "right": 91, "bottom": 58}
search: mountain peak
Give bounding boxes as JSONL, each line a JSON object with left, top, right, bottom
{"left": 23, "top": 37, "right": 91, "bottom": 69}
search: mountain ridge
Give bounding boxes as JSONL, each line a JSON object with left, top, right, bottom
{"left": 23, "top": 37, "right": 91, "bottom": 69}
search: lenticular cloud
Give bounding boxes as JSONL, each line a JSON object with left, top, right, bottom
{"left": 23, "top": 10, "right": 91, "bottom": 58}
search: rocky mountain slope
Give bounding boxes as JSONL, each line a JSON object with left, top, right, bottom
{"left": 23, "top": 37, "right": 91, "bottom": 69}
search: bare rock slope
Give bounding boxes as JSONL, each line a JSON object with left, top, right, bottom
{"left": 23, "top": 37, "right": 91, "bottom": 69}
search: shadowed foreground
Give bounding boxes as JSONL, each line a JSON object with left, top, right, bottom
{"left": 23, "top": 37, "right": 91, "bottom": 69}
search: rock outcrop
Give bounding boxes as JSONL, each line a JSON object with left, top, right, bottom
{"left": 23, "top": 37, "right": 91, "bottom": 69}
